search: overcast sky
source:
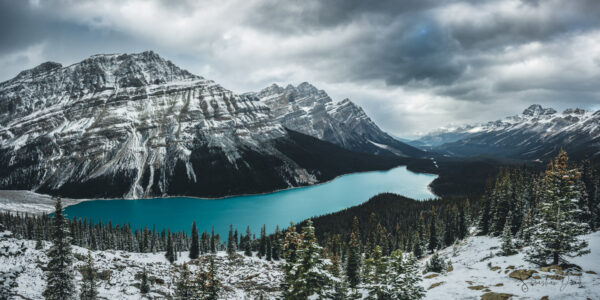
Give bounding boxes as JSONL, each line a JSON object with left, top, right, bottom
{"left": 1, "top": 0, "right": 599, "bottom": 138}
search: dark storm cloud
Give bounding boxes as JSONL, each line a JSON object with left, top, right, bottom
{"left": 0, "top": 0, "right": 599, "bottom": 136}
{"left": 0, "top": 0, "right": 50, "bottom": 54}
{"left": 245, "top": 0, "right": 440, "bottom": 34}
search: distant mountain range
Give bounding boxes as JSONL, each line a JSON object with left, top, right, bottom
{"left": 0, "top": 51, "right": 423, "bottom": 199}
{"left": 409, "top": 104, "right": 600, "bottom": 160}
{"left": 245, "top": 83, "right": 424, "bottom": 157}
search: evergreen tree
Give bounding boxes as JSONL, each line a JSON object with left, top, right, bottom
{"left": 281, "top": 220, "right": 330, "bottom": 299}
{"left": 581, "top": 159, "right": 600, "bottom": 230}
{"left": 387, "top": 250, "right": 425, "bottom": 300}
{"left": 527, "top": 150, "right": 591, "bottom": 265}
{"left": 79, "top": 248, "right": 98, "bottom": 300}
{"left": 206, "top": 256, "right": 220, "bottom": 300}
{"left": 140, "top": 267, "right": 150, "bottom": 294}
{"left": 266, "top": 237, "right": 273, "bottom": 261}
{"left": 346, "top": 217, "right": 361, "bottom": 289}
{"left": 43, "top": 197, "right": 76, "bottom": 300}
{"left": 364, "top": 245, "right": 388, "bottom": 299}
{"left": 258, "top": 225, "right": 267, "bottom": 258}
{"left": 444, "top": 205, "right": 458, "bottom": 247}
{"left": 35, "top": 237, "right": 43, "bottom": 250}
{"left": 175, "top": 263, "right": 194, "bottom": 299}
{"left": 412, "top": 232, "right": 423, "bottom": 259}
{"left": 244, "top": 226, "right": 252, "bottom": 256}
{"left": 491, "top": 169, "right": 512, "bottom": 235}
{"left": 424, "top": 252, "right": 447, "bottom": 274}
{"left": 210, "top": 227, "right": 216, "bottom": 254}
{"left": 328, "top": 252, "right": 349, "bottom": 300}
{"left": 189, "top": 221, "right": 199, "bottom": 259}
{"left": 478, "top": 178, "right": 494, "bottom": 235}
{"left": 227, "top": 224, "right": 236, "bottom": 256}
{"left": 365, "top": 213, "right": 377, "bottom": 258}
{"left": 458, "top": 204, "right": 468, "bottom": 240}
{"left": 518, "top": 210, "right": 533, "bottom": 245}
{"left": 165, "top": 230, "right": 175, "bottom": 263}
{"left": 501, "top": 212, "right": 515, "bottom": 256}
{"left": 428, "top": 208, "right": 438, "bottom": 253}
{"left": 272, "top": 225, "right": 281, "bottom": 261}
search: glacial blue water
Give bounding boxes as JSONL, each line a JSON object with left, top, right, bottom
{"left": 63, "top": 166, "right": 437, "bottom": 237}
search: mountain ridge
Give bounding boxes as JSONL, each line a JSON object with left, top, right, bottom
{"left": 410, "top": 104, "right": 600, "bottom": 160}
{"left": 0, "top": 51, "right": 420, "bottom": 199}
{"left": 246, "top": 82, "right": 425, "bottom": 158}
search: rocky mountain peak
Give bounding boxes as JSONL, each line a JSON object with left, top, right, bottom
{"left": 522, "top": 104, "right": 557, "bottom": 117}
{"left": 563, "top": 108, "right": 587, "bottom": 115}
{"left": 296, "top": 82, "right": 319, "bottom": 93}
{"left": 15, "top": 61, "right": 62, "bottom": 79}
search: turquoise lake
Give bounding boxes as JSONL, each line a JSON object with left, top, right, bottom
{"left": 63, "top": 166, "right": 437, "bottom": 237}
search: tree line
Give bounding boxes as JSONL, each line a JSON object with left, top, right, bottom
{"left": 478, "top": 150, "right": 597, "bottom": 265}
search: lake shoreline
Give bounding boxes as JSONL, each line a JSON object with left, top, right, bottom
{"left": 61, "top": 166, "right": 438, "bottom": 237}
{"left": 0, "top": 165, "right": 438, "bottom": 216}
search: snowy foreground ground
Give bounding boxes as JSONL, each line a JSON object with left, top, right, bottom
{"left": 1, "top": 230, "right": 599, "bottom": 299}
{"left": 422, "top": 231, "right": 600, "bottom": 300}
{"left": 0, "top": 190, "right": 84, "bottom": 214}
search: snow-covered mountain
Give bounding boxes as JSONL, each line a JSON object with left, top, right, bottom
{"left": 246, "top": 83, "right": 425, "bottom": 158}
{"left": 410, "top": 104, "right": 600, "bottom": 160}
{"left": 0, "top": 51, "right": 404, "bottom": 199}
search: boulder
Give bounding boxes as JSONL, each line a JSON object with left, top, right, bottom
{"left": 481, "top": 292, "right": 512, "bottom": 300}
{"left": 428, "top": 282, "right": 445, "bottom": 290}
{"left": 509, "top": 269, "right": 537, "bottom": 280}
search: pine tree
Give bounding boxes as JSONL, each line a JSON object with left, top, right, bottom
{"left": 581, "top": 159, "right": 600, "bottom": 230}
{"left": 175, "top": 263, "right": 194, "bottom": 299}
{"left": 140, "top": 267, "right": 150, "bottom": 294}
{"left": 413, "top": 212, "right": 427, "bottom": 258}
{"left": 412, "top": 232, "right": 423, "bottom": 259}
{"left": 210, "top": 227, "right": 216, "bottom": 254}
{"left": 364, "top": 245, "right": 388, "bottom": 299}
{"left": 501, "top": 212, "right": 515, "bottom": 256}
{"left": 444, "top": 205, "right": 458, "bottom": 247}
{"left": 428, "top": 208, "right": 438, "bottom": 253}
{"left": 258, "top": 224, "right": 267, "bottom": 258}
{"left": 328, "top": 252, "right": 349, "bottom": 300}
{"left": 346, "top": 217, "right": 361, "bottom": 289}
{"left": 527, "top": 150, "right": 591, "bottom": 265}
{"left": 43, "top": 197, "right": 76, "bottom": 300}
{"left": 281, "top": 220, "right": 330, "bottom": 299}
{"left": 266, "top": 237, "right": 273, "bottom": 261}
{"left": 272, "top": 225, "right": 281, "bottom": 261}
{"left": 227, "top": 224, "right": 236, "bottom": 256}
{"left": 365, "top": 213, "right": 377, "bottom": 258}
{"left": 388, "top": 250, "right": 425, "bottom": 300}
{"left": 79, "top": 248, "right": 98, "bottom": 300}
{"left": 491, "top": 169, "right": 513, "bottom": 235}
{"left": 35, "top": 237, "right": 43, "bottom": 250}
{"left": 518, "top": 210, "right": 533, "bottom": 245}
{"left": 458, "top": 203, "right": 468, "bottom": 240}
{"left": 189, "top": 221, "right": 199, "bottom": 259}
{"left": 206, "top": 256, "right": 220, "bottom": 300}
{"left": 244, "top": 226, "right": 252, "bottom": 256}
{"left": 478, "top": 178, "right": 494, "bottom": 235}
{"left": 165, "top": 230, "right": 175, "bottom": 263}
{"left": 424, "top": 252, "right": 447, "bottom": 274}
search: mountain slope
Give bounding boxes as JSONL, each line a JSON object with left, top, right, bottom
{"left": 0, "top": 52, "right": 404, "bottom": 199}
{"left": 247, "top": 83, "right": 425, "bottom": 157}
{"left": 412, "top": 104, "right": 600, "bottom": 160}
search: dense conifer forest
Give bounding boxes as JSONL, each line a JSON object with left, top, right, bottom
{"left": 1, "top": 151, "right": 598, "bottom": 299}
